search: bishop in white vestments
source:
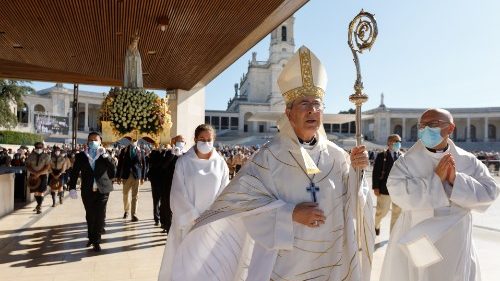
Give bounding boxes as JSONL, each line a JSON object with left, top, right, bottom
{"left": 380, "top": 108, "right": 499, "bottom": 281}
{"left": 164, "top": 46, "right": 374, "bottom": 281}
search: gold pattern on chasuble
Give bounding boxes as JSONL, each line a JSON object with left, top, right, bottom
{"left": 282, "top": 48, "right": 325, "bottom": 104}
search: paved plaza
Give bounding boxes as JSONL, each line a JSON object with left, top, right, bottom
{"left": 0, "top": 175, "right": 499, "bottom": 281}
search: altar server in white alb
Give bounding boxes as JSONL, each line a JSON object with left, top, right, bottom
{"left": 164, "top": 46, "right": 374, "bottom": 281}
{"left": 158, "top": 124, "right": 230, "bottom": 281}
{"left": 380, "top": 108, "right": 499, "bottom": 281}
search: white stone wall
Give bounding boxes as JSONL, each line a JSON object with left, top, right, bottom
{"left": 0, "top": 173, "right": 14, "bottom": 218}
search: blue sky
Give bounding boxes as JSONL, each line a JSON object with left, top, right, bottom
{"left": 32, "top": 0, "right": 500, "bottom": 113}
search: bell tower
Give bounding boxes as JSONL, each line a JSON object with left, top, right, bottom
{"left": 269, "top": 16, "right": 295, "bottom": 64}
{"left": 268, "top": 16, "right": 295, "bottom": 110}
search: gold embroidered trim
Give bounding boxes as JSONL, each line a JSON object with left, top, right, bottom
{"left": 282, "top": 48, "right": 325, "bottom": 104}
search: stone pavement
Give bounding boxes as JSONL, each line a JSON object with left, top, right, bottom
{"left": 0, "top": 177, "right": 499, "bottom": 281}
{"left": 0, "top": 183, "right": 165, "bottom": 281}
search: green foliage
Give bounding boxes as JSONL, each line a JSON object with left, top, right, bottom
{"left": 0, "top": 99, "right": 18, "bottom": 128}
{"left": 0, "top": 79, "right": 35, "bottom": 129}
{"left": 0, "top": 130, "right": 43, "bottom": 145}
{"left": 339, "top": 108, "right": 356, "bottom": 114}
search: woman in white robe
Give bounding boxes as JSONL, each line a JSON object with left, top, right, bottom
{"left": 158, "top": 124, "right": 230, "bottom": 281}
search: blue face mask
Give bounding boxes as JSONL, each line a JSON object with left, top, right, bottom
{"left": 417, "top": 126, "right": 443, "bottom": 148}
{"left": 391, "top": 142, "right": 401, "bottom": 152}
{"left": 88, "top": 141, "right": 100, "bottom": 150}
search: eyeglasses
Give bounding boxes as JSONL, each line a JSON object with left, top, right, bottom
{"left": 417, "top": 120, "right": 450, "bottom": 129}
{"left": 296, "top": 101, "right": 325, "bottom": 112}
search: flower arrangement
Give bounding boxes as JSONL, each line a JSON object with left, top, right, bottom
{"left": 100, "top": 87, "right": 168, "bottom": 135}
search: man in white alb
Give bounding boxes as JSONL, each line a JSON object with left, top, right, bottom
{"left": 164, "top": 46, "right": 374, "bottom": 281}
{"left": 380, "top": 108, "right": 499, "bottom": 281}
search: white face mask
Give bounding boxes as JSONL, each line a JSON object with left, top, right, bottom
{"left": 35, "top": 149, "right": 43, "bottom": 154}
{"left": 54, "top": 151, "right": 61, "bottom": 156}
{"left": 196, "top": 141, "right": 213, "bottom": 154}
{"left": 175, "top": 141, "right": 185, "bottom": 149}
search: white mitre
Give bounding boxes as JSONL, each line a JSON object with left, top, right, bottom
{"left": 277, "top": 46, "right": 328, "bottom": 175}
{"left": 278, "top": 45, "right": 328, "bottom": 104}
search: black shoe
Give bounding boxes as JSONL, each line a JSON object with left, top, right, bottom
{"left": 93, "top": 243, "right": 101, "bottom": 252}
{"left": 101, "top": 228, "right": 106, "bottom": 234}
{"left": 123, "top": 212, "right": 128, "bottom": 219}
{"left": 52, "top": 203, "right": 56, "bottom": 207}
{"left": 86, "top": 241, "right": 93, "bottom": 247}
{"left": 36, "top": 209, "right": 42, "bottom": 214}
{"left": 375, "top": 228, "right": 380, "bottom": 236}
{"left": 131, "top": 215, "right": 139, "bottom": 222}
{"left": 154, "top": 221, "right": 159, "bottom": 226}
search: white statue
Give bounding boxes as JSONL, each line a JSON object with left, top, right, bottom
{"left": 124, "top": 32, "right": 143, "bottom": 89}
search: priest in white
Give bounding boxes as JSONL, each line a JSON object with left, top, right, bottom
{"left": 380, "top": 108, "right": 499, "bottom": 281}
{"left": 163, "top": 46, "right": 374, "bottom": 281}
{"left": 158, "top": 124, "right": 230, "bottom": 281}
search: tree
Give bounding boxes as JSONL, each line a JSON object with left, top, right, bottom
{"left": 0, "top": 79, "right": 35, "bottom": 128}
{"left": 338, "top": 108, "right": 356, "bottom": 114}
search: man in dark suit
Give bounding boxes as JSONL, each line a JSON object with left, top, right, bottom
{"left": 372, "top": 134, "right": 403, "bottom": 236}
{"left": 68, "top": 132, "right": 116, "bottom": 252}
{"left": 117, "top": 138, "right": 146, "bottom": 222}
{"left": 147, "top": 135, "right": 185, "bottom": 232}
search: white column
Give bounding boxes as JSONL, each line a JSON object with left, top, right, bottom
{"left": 238, "top": 113, "right": 245, "bottom": 132}
{"left": 252, "top": 121, "right": 258, "bottom": 133}
{"left": 466, "top": 117, "right": 471, "bottom": 141}
{"left": 402, "top": 117, "right": 406, "bottom": 141}
{"left": 84, "top": 103, "right": 89, "bottom": 131}
{"left": 170, "top": 85, "right": 205, "bottom": 148}
{"left": 484, "top": 117, "right": 489, "bottom": 142}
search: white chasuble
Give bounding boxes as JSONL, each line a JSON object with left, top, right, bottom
{"left": 380, "top": 140, "right": 499, "bottom": 281}
{"left": 164, "top": 118, "right": 374, "bottom": 281}
{"left": 158, "top": 147, "right": 230, "bottom": 281}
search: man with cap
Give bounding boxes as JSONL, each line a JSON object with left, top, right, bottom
{"left": 161, "top": 46, "right": 374, "bottom": 281}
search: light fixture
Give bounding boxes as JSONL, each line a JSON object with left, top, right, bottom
{"left": 157, "top": 16, "right": 169, "bottom": 32}
{"left": 147, "top": 50, "right": 156, "bottom": 55}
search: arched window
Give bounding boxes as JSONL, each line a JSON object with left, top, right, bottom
{"left": 410, "top": 125, "right": 418, "bottom": 141}
{"left": 393, "top": 125, "right": 402, "bottom": 137}
{"left": 488, "top": 124, "right": 496, "bottom": 140}
{"left": 17, "top": 103, "right": 29, "bottom": 124}
{"left": 281, "top": 26, "right": 287, "bottom": 41}
{"left": 34, "top": 104, "right": 45, "bottom": 112}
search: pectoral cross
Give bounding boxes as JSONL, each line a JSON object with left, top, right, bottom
{"left": 306, "top": 182, "right": 320, "bottom": 203}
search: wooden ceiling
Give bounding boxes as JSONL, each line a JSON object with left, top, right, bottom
{"left": 0, "top": 0, "right": 307, "bottom": 90}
